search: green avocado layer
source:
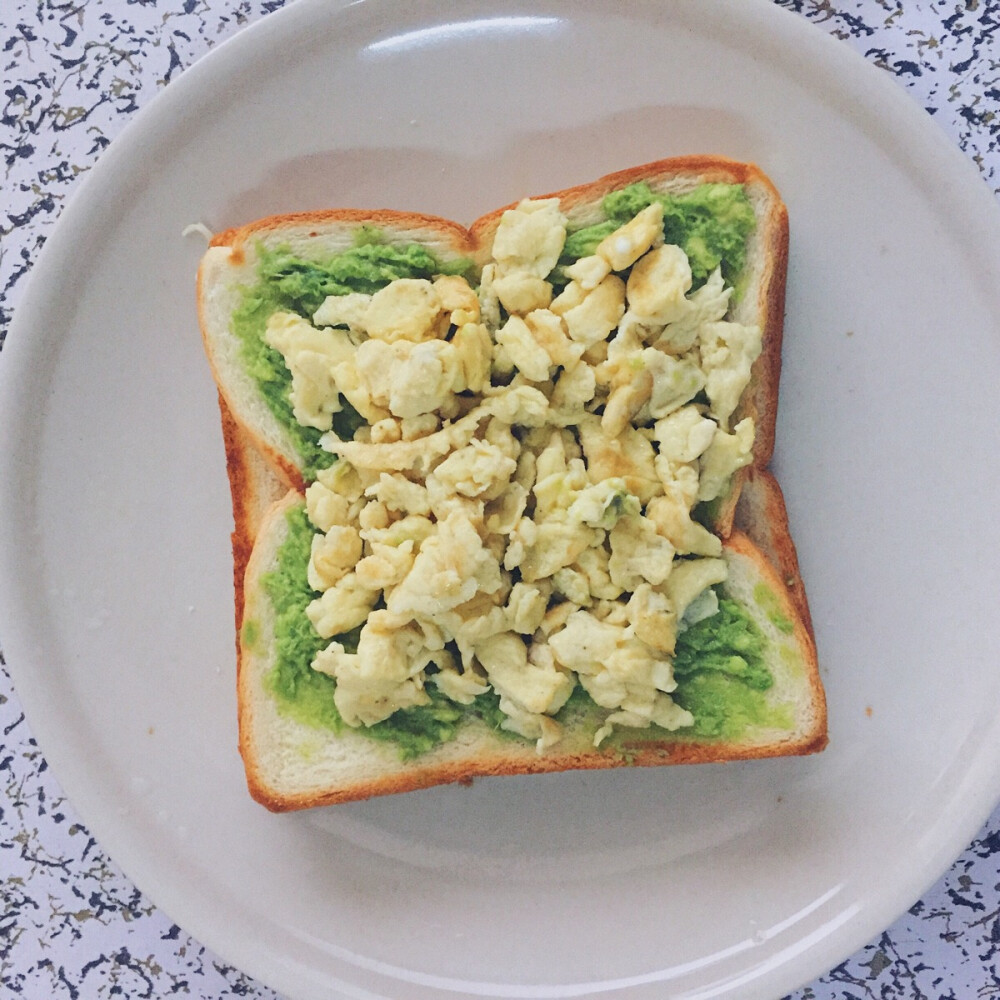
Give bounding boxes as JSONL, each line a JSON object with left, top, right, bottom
{"left": 253, "top": 507, "right": 787, "bottom": 758}
{"left": 257, "top": 506, "right": 519, "bottom": 760}
{"left": 559, "top": 181, "right": 756, "bottom": 290}
{"left": 672, "top": 599, "right": 792, "bottom": 739}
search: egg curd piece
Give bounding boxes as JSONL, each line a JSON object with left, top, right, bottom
{"left": 495, "top": 316, "right": 553, "bottom": 383}
{"left": 313, "top": 291, "right": 373, "bottom": 334}
{"left": 645, "top": 493, "right": 723, "bottom": 558}
{"left": 564, "top": 253, "right": 611, "bottom": 290}
{"left": 664, "top": 558, "right": 729, "bottom": 622}
{"left": 627, "top": 584, "right": 677, "bottom": 654}
{"left": 492, "top": 272, "right": 554, "bottom": 315}
{"left": 505, "top": 581, "right": 551, "bottom": 635}
{"left": 567, "top": 479, "right": 640, "bottom": 530}
{"left": 643, "top": 350, "right": 707, "bottom": 420}
{"left": 364, "top": 277, "right": 442, "bottom": 342}
{"left": 626, "top": 243, "right": 693, "bottom": 325}
{"left": 432, "top": 274, "right": 480, "bottom": 323}
{"left": 653, "top": 405, "right": 718, "bottom": 464}
{"left": 517, "top": 519, "right": 602, "bottom": 583}
{"left": 430, "top": 656, "right": 491, "bottom": 705}
{"left": 306, "top": 572, "right": 380, "bottom": 639}
{"left": 451, "top": 322, "right": 493, "bottom": 393}
{"left": 596, "top": 201, "right": 664, "bottom": 271}
{"left": 698, "top": 320, "right": 763, "bottom": 428}
{"left": 319, "top": 404, "right": 487, "bottom": 474}
{"left": 304, "top": 480, "right": 351, "bottom": 534}
{"left": 354, "top": 539, "right": 417, "bottom": 591}
{"left": 474, "top": 632, "right": 574, "bottom": 750}
{"left": 312, "top": 612, "right": 435, "bottom": 727}
{"left": 561, "top": 274, "right": 626, "bottom": 348}
{"left": 263, "top": 311, "right": 352, "bottom": 431}
{"left": 491, "top": 198, "right": 568, "bottom": 280}
{"left": 307, "top": 525, "right": 363, "bottom": 591}
{"left": 354, "top": 338, "right": 459, "bottom": 419}
{"left": 608, "top": 515, "right": 675, "bottom": 590}
{"left": 365, "top": 473, "right": 431, "bottom": 516}
{"left": 387, "top": 341, "right": 459, "bottom": 418}
{"left": 524, "top": 309, "right": 583, "bottom": 370}
{"left": 697, "top": 418, "right": 755, "bottom": 502}
{"left": 652, "top": 267, "right": 732, "bottom": 353}
{"left": 431, "top": 440, "right": 517, "bottom": 500}
{"left": 576, "top": 415, "right": 662, "bottom": 505}
{"left": 386, "top": 510, "right": 503, "bottom": 621}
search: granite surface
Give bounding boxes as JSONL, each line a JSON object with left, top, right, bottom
{"left": 2, "top": 1, "right": 1000, "bottom": 998}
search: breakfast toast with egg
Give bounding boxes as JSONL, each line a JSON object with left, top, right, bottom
{"left": 198, "top": 156, "right": 786, "bottom": 523}
{"left": 236, "top": 478, "right": 823, "bottom": 811}
{"left": 198, "top": 156, "right": 825, "bottom": 811}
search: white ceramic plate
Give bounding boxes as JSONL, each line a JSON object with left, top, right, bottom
{"left": 3, "top": 1, "right": 1000, "bottom": 998}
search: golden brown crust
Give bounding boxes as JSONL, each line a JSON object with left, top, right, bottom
{"left": 748, "top": 197, "right": 789, "bottom": 469}
{"left": 219, "top": 398, "right": 254, "bottom": 634}
{"left": 218, "top": 398, "right": 286, "bottom": 623}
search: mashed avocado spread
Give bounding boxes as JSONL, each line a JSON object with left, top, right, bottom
{"left": 559, "top": 182, "right": 756, "bottom": 290}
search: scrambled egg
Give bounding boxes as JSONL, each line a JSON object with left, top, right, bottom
{"left": 264, "top": 197, "right": 762, "bottom": 749}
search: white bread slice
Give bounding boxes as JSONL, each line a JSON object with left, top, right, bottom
{"left": 198, "top": 210, "right": 478, "bottom": 491}
{"left": 198, "top": 156, "right": 787, "bottom": 522}
{"left": 238, "top": 490, "right": 824, "bottom": 811}
{"left": 198, "top": 156, "right": 818, "bottom": 812}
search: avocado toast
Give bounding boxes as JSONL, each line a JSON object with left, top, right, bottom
{"left": 197, "top": 156, "right": 826, "bottom": 810}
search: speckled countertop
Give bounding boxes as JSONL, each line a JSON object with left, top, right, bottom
{"left": 2, "top": 2, "right": 1000, "bottom": 998}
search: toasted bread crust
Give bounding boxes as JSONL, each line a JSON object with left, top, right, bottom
{"left": 219, "top": 397, "right": 286, "bottom": 626}
{"left": 200, "top": 156, "right": 822, "bottom": 812}
{"left": 210, "top": 207, "right": 479, "bottom": 261}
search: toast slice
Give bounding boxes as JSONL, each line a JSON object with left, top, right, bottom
{"left": 238, "top": 490, "right": 824, "bottom": 811}
{"left": 198, "top": 156, "right": 787, "bottom": 514}
{"left": 198, "top": 156, "right": 824, "bottom": 811}
{"left": 199, "top": 209, "right": 478, "bottom": 490}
